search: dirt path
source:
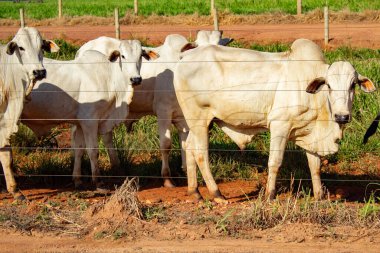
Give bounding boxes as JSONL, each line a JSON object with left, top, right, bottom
{"left": 0, "top": 230, "right": 378, "bottom": 253}
{"left": 1, "top": 23, "right": 380, "bottom": 48}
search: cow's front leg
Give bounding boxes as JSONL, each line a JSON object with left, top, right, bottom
{"left": 190, "top": 124, "right": 225, "bottom": 203}
{"left": 266, "top": 124, "right": 290, "bottom": 199}
{"left": 80, "top": 123, "right": 103, "bottom": 190}
{"left": 306, "top": 151, "right": 323, "bottom": 200}
{"left": 0, "top": 146, "right": 23, "bottom": 200}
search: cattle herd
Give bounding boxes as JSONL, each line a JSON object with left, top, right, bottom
{"left": 0, "top": 27, "right": 377, "bottom": 203}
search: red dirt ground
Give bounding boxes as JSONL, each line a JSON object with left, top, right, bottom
{"left": 1, "top": 22, "right": 380, "bottom": 252}
{"left": 1, "top": 23, "right": 380, "bottom": 48}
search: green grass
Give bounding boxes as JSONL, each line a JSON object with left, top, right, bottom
{"left": 0, "top": 0, "right": 379, "bottom": 20}
{"left": 10, "top": 39, "right": 380, "bottom": 193}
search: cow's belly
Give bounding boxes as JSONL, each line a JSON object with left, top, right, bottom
{"left": 216, "top": 112, "right": 267, "bottom": 129}
{"left": 209, "top": 92, "right": 270, "bottom": 129}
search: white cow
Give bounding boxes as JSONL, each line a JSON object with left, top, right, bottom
{"left": 21, "top": 40, "right": 153, "bottom": 189}
{"left": 0, "top": 27, "right": 59, "bottom": 199}
{"left": 73, "top": 31, "right": 233, "bottom": 188}
{"left": 174, "top": 39, "right": 376, "bottom": 203}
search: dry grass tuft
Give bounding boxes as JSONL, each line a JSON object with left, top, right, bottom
{"left": 235, "top": 187, "right": 380, "bottom": 231}
{"left": 86, "top": 177, "right": 142, "bottom": 221}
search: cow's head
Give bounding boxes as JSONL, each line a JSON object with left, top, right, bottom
{"left": 116, "top": 40, "right": 158, "bottom": 87}
{"left": 6, "top": 27, "right": 59, "bottom": 96}
{"left": 180, "top": 30, "right": 234, "bottom": 53}
{"left": 195, "top": 30, "right": 233, "bottom": 46}
{"left": 306, "top": 61, "right": 376, "bottom": 125}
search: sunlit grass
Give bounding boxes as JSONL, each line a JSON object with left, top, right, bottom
{"left": 0, "top": 0, "right": 379, "bottom": 19}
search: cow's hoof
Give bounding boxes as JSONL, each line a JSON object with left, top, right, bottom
{"left": 74, "top": 183, "right": 87, "bottom": 191}
{"left": 214, "top": 197, "right": 228, "bottom": 204}
{"left": 95, "top": 187, "right": 110, "bottom": 194}
{"left": 74, "top": 180, "right": 84, "bottom": 189}
{"left": 13, "top": 191, "right": 26, "bottom": 201}
{"left": 163, "top": 179, "right": 176, "bottom": 188}
{"left": 188, "top": 189, "right": 202, "bottom": 201}
{"left": 212, "top": 190, "right": 228, "bottom": 204}
{"left": 95, "top": 182, "right": 109, "bottom": 194}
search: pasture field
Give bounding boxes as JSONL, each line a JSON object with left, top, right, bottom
{"left": 0, "top": 0, "right": 380, "bottom": 19}
{"left": 0, "top": 37, "right": 380, "bottom": 251}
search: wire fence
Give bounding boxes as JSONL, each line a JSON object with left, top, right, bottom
{"left": 1, "top": 23, "right": 379, "bottom": 187}
{"left": 2, "top": 173, "right": 380, "bottom": 183}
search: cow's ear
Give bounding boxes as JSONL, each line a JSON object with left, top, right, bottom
{"left": 6, "top": 42, "right": 18, "bottom": 55}
{"left": 142, "top": 50, "right": 159, "bottom": 61}
{"left": 358, "top": 74, "right": 376, "bottom": 93}
{"left": 42, "top": 40, "right": 60, "bottom": 53}
{"left": 218, "top": 38, "right": 234, "bottom": 46}
{"left": 180, "top": 42, "right": 198, "bottom": 52}
{"left": 306, "top": 77, "right": 326, "bottom": 94}
{"left": 109, "top": 50, "right": 121, "bottom": 62}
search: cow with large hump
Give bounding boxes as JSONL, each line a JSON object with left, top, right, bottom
{"left": 173, "top": 39, "right": 376, "bottom": 203}
{"left": 73, "top": 31, "right": 233, "bottom": 188}
{"left": 0, "top": 27, "right": 59, "bottom": 199}
{"left": 21, "top": 39, "right": 156, "bottom": 190}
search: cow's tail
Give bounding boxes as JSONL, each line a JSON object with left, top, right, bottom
{"left": 363, "top": 112, "right": 380, "bottom": 144}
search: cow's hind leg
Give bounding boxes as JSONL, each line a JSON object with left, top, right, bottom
{"left": 184, "top": 131, "right": 202, "bottom": 201}
{"left": 306, "top": 151, "right": 323, "bottom": 200}
{"left": 158, "top": 116, "right": 175, "bottom": 188}
{"left": 71, "top": 126, "right": 85, "bottom": 188}
{"left": 0, "top": 146, "right": 24, "bottom": 200}
{"left": 174, "top": 120, "right": 189, "bottom": 174}
{"left": 101, "top": 131, "right": 122, "bottom": 175}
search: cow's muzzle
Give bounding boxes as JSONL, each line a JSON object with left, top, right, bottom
{"left": 130, "top": 76, "right": 142, "bottom": 86}
{"left": 335, "top": 114, "right": 351, "bottom": 125}
{"left": 33, "top": 69, "right": 46, "bottom": 81}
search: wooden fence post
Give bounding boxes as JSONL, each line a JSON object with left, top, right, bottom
{"left": 115, "top": 8, "right": 120, "bottom": 39}
{"left": 324, "top": 6, "right": 329, "bottom": 46}
{"left": 134, "top": 0, "right": 138, "bottom": 15}
{"left": 211, "top": 0, "right": 215, "bottom": 15}
{"left": 58, "top": 0, "right": 62, "bottom": 19}
{"left": 19, "top": 8, "right": 25, "bottom": 28}
{"left": 297, "top": 0, "right": 302, "bottom": 15}
{"left": 213, "top": 7, "right": 219, "bottom": 31}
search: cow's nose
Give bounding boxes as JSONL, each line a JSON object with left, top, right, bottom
{"left": 335, "top": 114, "right": 350, "bottom": 124}
{"left": 130, "top": 76, "right": 142, "bottom": 86}
{"left": 33, "top": 69, "right": 46, "bottom": 80}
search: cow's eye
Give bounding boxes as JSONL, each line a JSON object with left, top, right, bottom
{"left": 121, "top": 55, "right": 126, "bottom": 59}
{"left": 19, "top": 47, "right": 25, "bottom": 51}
